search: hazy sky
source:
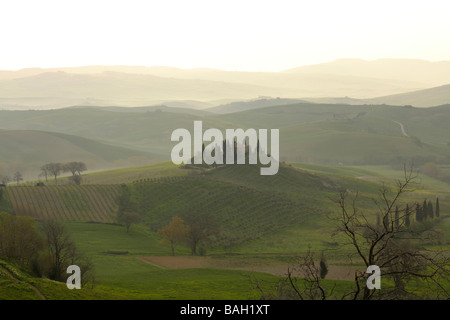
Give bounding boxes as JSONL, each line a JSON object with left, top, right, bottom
{"left": 1, "top": 0, "right": 450, "bottom": 71}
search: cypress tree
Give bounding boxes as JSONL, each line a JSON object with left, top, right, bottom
{"left": 256, "top": 139, "right": 260, "bottom": 165}
{"left": 416, "top": 203, "right": 421, "bottom": 222}
{"left": 427, "top": 200, "right": 434, "bottom": 219}
{"left": 222, "top": 139, "right": 227, "bottom": 164}
{"left": 435, "top": 197, "right": 440, "bottom": 218}
{"left": 394, "top": 205, "right": 399, "bottom": 229}
{"left": 423, "top": 200, "right": 428, "bottom": 220}
{"left": 319, "top": 252, "right": 328, "bottom": 279}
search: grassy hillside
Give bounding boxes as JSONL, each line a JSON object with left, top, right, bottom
{"left": 0, "top": 259, "right": 122, "bottom": 300}
{"left": 217, "top": 103, "right": 450, "bottom": 164}
{"left": 1, "top": 161, "right": 448, "bottom": 300}
{"left": 0, "top": 129, "right": 160, "bottom": 174}
{"left": 1, "top": 163, "right": 390, "bottom": 250}
{"left": 0, "top": 108, "right": 231, "bottom": 156}
{"left": 2, "top": 103, "right": 450, "bottom": 168}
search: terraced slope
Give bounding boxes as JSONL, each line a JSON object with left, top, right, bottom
{"left": 3, "top": 185, "right": 120, "bottom": 223}
{"left": 130, "top": 164, "right": 352, "bottom": 247}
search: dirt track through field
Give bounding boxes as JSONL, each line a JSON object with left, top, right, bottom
{"left": 0, "top": 265, "right": 46, "bottom": 300}
{"left": 139, "top": 256, "right": 360, "bottom": 281}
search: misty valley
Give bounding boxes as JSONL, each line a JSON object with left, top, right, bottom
{"left": 0, "top": 60, "right": 449, "bottom": 302}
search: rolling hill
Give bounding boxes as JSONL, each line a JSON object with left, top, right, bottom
{"left": 0, "top": 129, "right": 160, "bottom": 180}
{"left": 1, "top": 158, "right": 448, "bottom": 300}
{"left": 370, "top": 84, "right": 450, "bottom": 107}
{"left": 0, "top": 163, "right": 380, "bottom": 248}
{"left": 1, "top": 103, "right": 450, "bottom": 169}
{"left": 277, "top": 83, "right": 450, "bottom": 109}
{"left": 205, "top": 97, "right": 309, "bottom": 114}
{"left": 0, "top": 71, "right": 284, "bottom": 108}
{"left": 284, "top": 58, "right": 450, "bottom": 87}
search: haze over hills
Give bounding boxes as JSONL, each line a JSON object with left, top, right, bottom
{"left": 370, "top": 84, "right": 450, "bottom": 108}
{"left": 285, "top": 59, "right": 450, "bottom": 86}
{"left": 303, "top": 84, "right": 450, "bottom": 108}
{"left": 1, "top": 102, "right": 450, "bottom": 179}
{"left": 0, "top": 129, "right": 159, "bottom": 180}
{"left": 1, "top": 59, "right": 449, "bottom": 110}
{"left": 205, "top": 98, "right": 309, "bottom": 114}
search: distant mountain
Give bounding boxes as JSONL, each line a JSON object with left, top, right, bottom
{"left": 285, "top": 58, "right": 450, "bottom": 86}
{"left": 0, "top": 71, "right": 277, "bottom": 107}
{"left": 205, "top": 98, "right": 309, "bottom": 114}
{"left": 66, "top": 105, "right": 213, "bottom": 116}
{"left": 370, "top": 84, "right": 450, "bottom": 107}
{"left": 3, "top": 59, "right": 446, "bottom": 110}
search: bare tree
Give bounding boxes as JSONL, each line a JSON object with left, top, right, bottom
{"left": 40, "top": 219, "right": 77, "bottom": 281}
{"left": 13, "top": 171, "right": 23, "bottom": 185}
{"left": 39, "top": 164, "right": 50, "bottom": 182}
{"left": 63, "top": 162, "right": 87, "bottom": 185}
{"left": 253, "top": 165, "right": 449, "bottom": 300}
{"left": 248, "top": 249, "right": 335, "bottom": 300}
{"left": 63, "top": 162, "right": 87, "bottom": 177}
{"left": 335, "top": 166, "right": 449, "bottom": 299}
{"left": 40, "top": 219, "right": 95, "bottom": 286}
{"left": 46, "top": 163, "right": 63, "bottom": 184}
{"left": 287, "top": 249, "right": 333, "bottom": 300}
{"left": 0, "top": 175, "right": 11, "bottom": 186}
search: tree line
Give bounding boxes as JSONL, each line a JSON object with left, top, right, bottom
{"left": 0, "top": 171, "right": 23, "bottom": 186}
{"left": 415, "top": 198, "right": 440, "bottom": 222}
{"left": 0, "top": 161, "right": 87, "bottom": 186}
{"left": 39, "top": 161, "right": 87, "bottom": 185}
{"left": 157, "top": 214, "right": 218, "bottom": 256}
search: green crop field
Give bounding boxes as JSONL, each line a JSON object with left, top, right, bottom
{"left": 3, "top": 185, "right": 120, "bottom": 223}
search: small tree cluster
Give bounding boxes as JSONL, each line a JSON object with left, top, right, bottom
{"left": 0, "top": 174, "right": 11, "bottom": 186}
{"left": 0, "top": 212, "right": 43, "bottom": 265}
{"left": 415, "top": 198, "right": 439, "bottom": 222}
{"left": 40, "top": 161, "right": 87, "bottom": 185}
{"left": 0, "top": 171, "right": 24, "bottom": 186}
{"left": 158, "top": 213, "right": 219, "bottom": 256}
{"left": 0, "top": 214, "right": 94, "bottom": 286}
